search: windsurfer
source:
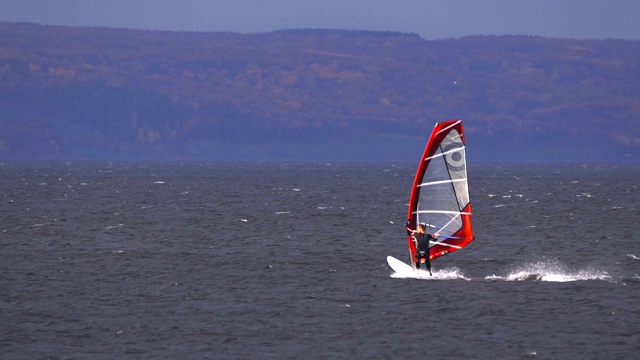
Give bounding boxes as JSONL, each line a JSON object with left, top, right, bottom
{"left": 409, "top": 223, "right": 439, "bottom": 275}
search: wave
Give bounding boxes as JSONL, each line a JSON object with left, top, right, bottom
{"left": 485, "top": 259, "right": 611, "bottom": 282}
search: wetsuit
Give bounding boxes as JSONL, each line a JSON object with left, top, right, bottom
{"left": 413, "top": 232, "right": 434, "bottom": 273}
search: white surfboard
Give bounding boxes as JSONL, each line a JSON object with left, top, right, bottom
{"left": 387, "top": 255, "right": 414, "bottom": 275}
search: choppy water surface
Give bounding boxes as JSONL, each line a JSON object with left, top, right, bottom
{"left": 1, "top": 162, "right": 639, "bottom": 359}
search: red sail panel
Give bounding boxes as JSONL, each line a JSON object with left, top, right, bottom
{"left": 406, "top": 120, "right": 474, "bottom": 266}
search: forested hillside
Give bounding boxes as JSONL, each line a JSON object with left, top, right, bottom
{"left": 1, "top": 22, "right": 638, "bottom": 161}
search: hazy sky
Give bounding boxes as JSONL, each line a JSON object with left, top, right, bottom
{"left": 2, "top": 0, "right": 639, "bottom": 40}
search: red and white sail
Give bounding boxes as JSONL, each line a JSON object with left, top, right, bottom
{"left": 407, "top": 120, "right": 474, "bottom": 266}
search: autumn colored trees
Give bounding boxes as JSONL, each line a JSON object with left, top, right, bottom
{"left": 0, "top": 22, "right": 638, "bottom": 161}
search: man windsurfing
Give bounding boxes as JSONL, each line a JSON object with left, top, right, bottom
{"left": 407, "top": 222, "right": 439, "bottom": 276}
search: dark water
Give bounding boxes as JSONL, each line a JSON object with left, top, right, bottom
{"left": 1, "top": 162, "right": 639, "bottom": 359}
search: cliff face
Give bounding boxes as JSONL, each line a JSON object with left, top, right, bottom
{"left": 1, "top": 23, "right": 639, "bottom": 161}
